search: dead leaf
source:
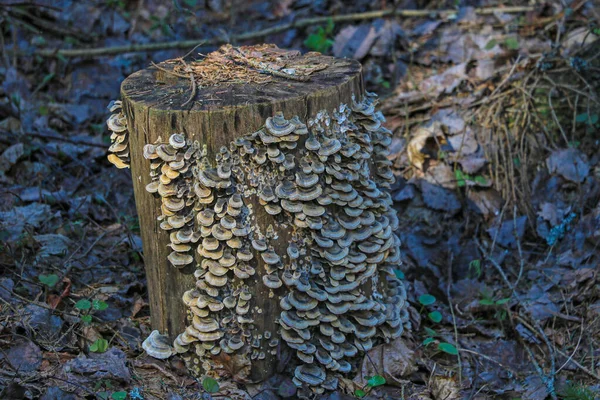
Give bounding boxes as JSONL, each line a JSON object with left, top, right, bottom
{"left": 353, "top": 338, "right": 417, "bottom": 387}
{"left": 546, "top": 148, "right": 589, "bottom": 183}
{"left": 430, "top": 375, "right": 460, "bottom": 400}
{"left": 424, "top": 163, "right": 456, "bottom": 189}
{"left": 0, "top": 143, "right": 24, "bottom": 172}
{"left": 6, "top": 339, "right": 42, "bottom": 373}
{"left": 407, "top": 123, "right": 447, "bottom": 170}
{"left": 467, "top": 189, "right": 503, "bottom": 218}
{"left": 418, "top": 63, "right": 467, "bottom": 98}
{"left": 487, "top": 216, "right": 527, "bottom": 249}
{"left": 419, "top": 180, "right": 461, "bottom": 215}
{"left": 47, "top": 277, "right": 72, "bottom": 309}
{"left": 211, "top": 352, "right": 251, "bottom": 383}
{"left": 333, "top": 24, "right": 379, "bottom": 60}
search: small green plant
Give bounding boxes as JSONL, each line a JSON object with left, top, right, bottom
{"left": 149, "top": 15, "right": 172, "bottom": 36}
{"left": 111, "top": 391, "right": 127, "bottom": 400}
{"left": 455, "top": 169, "right": 488, "bottom": 187}
{"left": 504, "top": 37, "right": 520, "bottom": 50}
{"left": 304, "top": 18, "right": 335, "bottom": 53}
{"left": 354, "top": 374, "right": 386, "bottom": 398}
{"left": 75, "top": 298, "right": 109, "bottom": 325}
{"left": 479, "top": 289, "right": 510, "bottom": 321}
{"left": 418, "top": 294, "right": 459, "bottom": 356}
{"left": 558, "top": 381, "right": 598, "bottom": 400}
{"left": 468, "top": 259, "right": 482, "bottom": 279}
{"left": 484, "top": 39, "right": 497, "bottom": 50}
{"left": 39, "top": 274, "right": 59, "bottom": 288}
{"left": 90, "top": 338, "right": 109, "bottom": 353}
{"left": 575, "top": 112, "right": 599, "bottom": 134}
{"left": 202, "top": 377, "right": 220, "bottom": 394}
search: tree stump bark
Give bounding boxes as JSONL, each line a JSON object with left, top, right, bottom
{"left": 109, "top": 45, "right": 409, "bottom": 392}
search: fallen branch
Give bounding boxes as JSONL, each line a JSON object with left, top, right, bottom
{"left": 2, "top": 130, "right": 107, "bottom": 148}
{"left": 26, "top": 6, "right": 534, "bottom": 59}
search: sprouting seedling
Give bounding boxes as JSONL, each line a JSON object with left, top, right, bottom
{"left": 479, "top": 293, "right": 510, "bottom": 321}
{"left": 38, "top": 274, "right": 59, "bottom": 288}
{"left": 75, "top": 298, "right": 109, "bottom": 325}
{"left": 304, "top": 18, "right": 335, "bottom": 53}
{"left": 418, "top": 294, "right": 459, "bottom": 356}
{"left": 468, "top": 259, "right": 481, "bottom": 279}
{"left": 90, "top": 338, "right": 109, "bottom": 353}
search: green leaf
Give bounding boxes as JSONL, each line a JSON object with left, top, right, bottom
{"left": 39, "top": 274, "right": 59, "bottom": 287}
{"left": 183, "top": 0, "right": 197, "bottom": 6}
{"left": 438, "top": 342, "right": 459, "bottom": 355}
{"left": 454, "top": 169, "right": 466, "bottom": 187}
{"left": 75, "top": 299, "right": 92, "bottom": 310}
{"left": 93, "top": 300, "right": 109, "bottom": 311}
{"left": 428, "top": 311, "right": 442, "bottom": 323}
{"left": 111, "top": 391, "right": 127, "bottom": 400}
{"left": 355, "top": 389, "right": 366, "bottom": 398}
{"left": 474, "top": 175, "right": 488, "bottom": 185}
{"left": 495, "top": 297, "right": 511, "bottom": 305}
{"left": 89, "top": 338, "right": 109, "bottom": 353}
{"left": 367, "top": 375, "right": 386, "bottom": 387}
{"left": 423, "top": 337, "right": 435, "bottom": 346}
{"left": 202, "top": 377, "right": 220, "bottom": 394}
{"left": 424, "top": 327, "right": 437, "bottom": 337}
{"left": 394, "top": 269, "right": 405, "bottom": 280}
{"left": 479, "top": 299, "right": 495, "bottom": 306}
{"left": 418, "top": 294, "right": 436, "bottom": 306}
{"left": 325, "top": 18, "right": 335, "bottom": 34}
{"left": 504, "top": 37, "right": 519, "bottom": 50}
{"left": 484, "top": 39, "right": 497, "bottom": 50}
{"left": 80, "top": 315, "right": 92, "bottom": 325}
{"left": 576, "top": 113, "right": 588, "bottom": 123}
{"left": 304, "top": 23, "right": 334, "bottom": 53}
{"left": 41, "top": 73, "right": 55, "bottom": 86}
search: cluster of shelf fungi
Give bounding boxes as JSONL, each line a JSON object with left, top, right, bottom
{"left": 107, "top": 92, "right": 409, "bottom": 395}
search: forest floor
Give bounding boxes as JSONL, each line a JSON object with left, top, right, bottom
{"left": 1, "top": 1, "right": 599, "bottom": 399}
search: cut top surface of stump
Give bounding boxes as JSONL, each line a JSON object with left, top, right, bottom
{"left": 121, "top": 44, "right": 362, "bottom": 113}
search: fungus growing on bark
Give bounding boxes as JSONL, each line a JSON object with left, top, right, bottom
{"left": 106, "top": 100, "right": 130, "bottom": 169}
{"left": 129, "top": 92, "right": 408, "bottom": 394}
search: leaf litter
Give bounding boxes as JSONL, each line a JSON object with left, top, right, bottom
{"left": 0, "top": 1, "right": 599, "bottom": 399}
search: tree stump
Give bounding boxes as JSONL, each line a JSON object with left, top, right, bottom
{"left": 107, "top": 45, "right": 409, "bottom": 393}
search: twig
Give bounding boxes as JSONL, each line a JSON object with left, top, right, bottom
{"left": 24, "top": 6, "right": 533, "bottom": 58}
{"left": 446, "top": 253, "right": 462, "bottom": 386}
{"left": 515, "top": 315, "right": 600, "bottom": 381}
{"left": 149, "top": 61, "right": 190, "bottom": 79}
{"left": 4, "top": 130, "right": 106, "bottom": 148}
{"left": 232, "top": 48, "right": 309, "bottom": 82}
{"left": 177, "top": 57, "right": 197, "bottom": 107}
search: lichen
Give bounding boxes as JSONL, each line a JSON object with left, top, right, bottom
{"left": 131, "top": 92, "right": 409, "bottom": 395}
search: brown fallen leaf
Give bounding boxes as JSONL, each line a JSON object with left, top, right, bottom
{"left": 353, "top": 338, "right": 417, "bottom": 387}
{"left": 211, "top": 352, "right": 251, "bottom": 383}
{"left": 430, "top": 375, "right": 460, "bottom": 400}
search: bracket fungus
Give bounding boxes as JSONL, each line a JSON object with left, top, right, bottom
{"left": 106, "top": 100, "right": 130, "bottom": 169}
{"left": 112, "top": 57, "right": 409, "bottom": 394}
